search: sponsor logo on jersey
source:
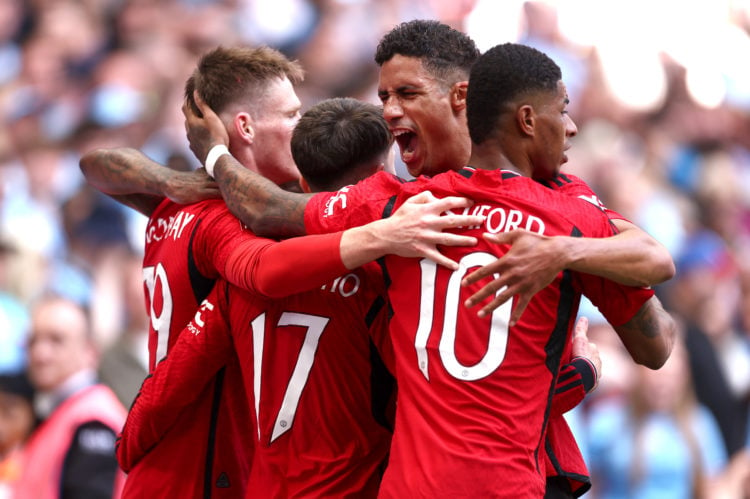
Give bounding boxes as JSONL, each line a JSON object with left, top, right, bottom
{"left": 323, "top": 186, "right": 352, "bottom": 217}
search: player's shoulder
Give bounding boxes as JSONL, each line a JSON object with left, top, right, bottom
{"left": 535, "top": 172, "right": 596, "bottom": 196}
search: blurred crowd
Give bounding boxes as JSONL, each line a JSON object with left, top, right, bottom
{"left": 0, "top": 0, "right": 749, "bottom": 497}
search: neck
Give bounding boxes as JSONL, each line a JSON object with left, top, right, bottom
{"left": 468, "top": 143, "right": 532, "bottom": 177}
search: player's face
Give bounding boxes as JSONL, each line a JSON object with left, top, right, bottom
{"left": 27, "top": 300, "right": 93, "bottom": 392}
{"left": 529, "top": 81, "right": 577, "bottom": 180}
{"left": 378, "top": 55, "right": 470, "bottom": 178}
{"left": 253, "top": 77, "right": 302, "bottom": 186}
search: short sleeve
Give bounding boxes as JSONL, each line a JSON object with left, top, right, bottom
{"left": 304, "top": 172, "right": 404, "bottom": 234}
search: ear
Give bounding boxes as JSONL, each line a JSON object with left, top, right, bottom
{"left": 299, "top": 176, "right": 312, "bottom": 193}
{"left": 451, "top": 81, "right": 469, "bottom": 112}
{"left": 234, "top": 112, "right": 255, "bottom": 144}
{"left": 516, "top": 105, "right": 535, "bottom": 137}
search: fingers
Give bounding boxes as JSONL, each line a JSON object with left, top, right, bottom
{"left": 464, "top": 280, "right": 514, "bottom": 316}
{"left": 437, "top": 214, "right": 484, "bottom": 230}
{"left": 420, "top": 248, "right": 460, "bottom": 271}
{"left": 571, "top": 316, "right": 596, "bottom": 360}
{"left": 464, "top": 277, "right": 504, "bottom": 307}
{"left": 434, "top": 233, "right": 478, "bottom": 247}
{"left": 574, "top": 316, "right": 589, "bottom": 339}
{"left": 482, "top": 231, "right": 519, "bottom": 245}
{"left": 463, "top": 262, "right": 497, "bottom": 287}
{"left": 428, "top": 195, "right": 474, "bottom": 212}
{"left": 404, "top": 190, "right": 437, "bottom": 204}
{"left": 508, "top": 293, "right": 531, "bottom": 326}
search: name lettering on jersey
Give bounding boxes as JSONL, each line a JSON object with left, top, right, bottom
{"left": 188, "top": 298, "right": 215, "bottom": 335}
{"left": 449, "top": 205, "right": 546, "bottom": 234}
{"left": 146, "top": 211, "right": 196, "bottom": 244}
{"left": 320, "top": 272, "right": 361, "bottom": 297}
{"left": 323, "top": 186, "right": 351, "bottom": 217}
{"left": 578, "top": 194, "right": 607, "bottom": 211}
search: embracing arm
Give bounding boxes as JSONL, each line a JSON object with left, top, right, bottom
{"left": 213, "top": 154, "right": 310, "bottom": 237}
{"left": 226, "top": 191, "right": 485, "bottom": 297}
{"left": 569, "top": 219, "right": 675, "bottom": 287}
{"left": 79, "top": 147, "right": 220, "bottom": 216}
{"left": 463, "top": 226, "right": 674, "bottom": 323}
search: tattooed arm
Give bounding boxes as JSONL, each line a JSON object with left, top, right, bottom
{"left": 613, "top": 295, "right": 676, "bottom": 369}
{"left": 210, "top": 153, "right": 311, "bottom": 238}
{"left": 79, "top": 147, "right": 220, "bottom": 217}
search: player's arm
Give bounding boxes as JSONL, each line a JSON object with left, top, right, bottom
{"left": 225, "top": 191, "right": 485, "bottom": 297}
{"left": 540, "top": 174, "right": 675, "bottom": 286}
{"left": 183, "top": 92, "right": 310, "bottom": 238}
{"left": 462, "top": 228, "right": 674, "bottom": 324}
{"left": 583, "top": 218, "right": 675, "bottom": 286}
{"left": 79, "top": 147, "right": 220, "bottom": 216}
{"left": 116, "top": 290, "right": 231, "bottom": 471}
{"left": 550, "top": 317, "right": 600, "bottom": 417}
{"left": 610, "top": 294, "right": 676, "bottom": 369}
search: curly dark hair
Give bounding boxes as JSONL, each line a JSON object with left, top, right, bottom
{"left": 374, "top": 19, "right": 479, "bottom": 88}
{"left": 184, "top": 45, "right": 304, "bottom": 116}
{"left": 292, "top": 97, "right": 392, "bottom": 191}
{"left": 467, "top": 43, "right": 561, "bottom": 144}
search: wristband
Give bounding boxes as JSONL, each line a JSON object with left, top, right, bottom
{"left": 571, "top": 356, "right": 599, "bottom": 393}
{"left": 205, "top": 144, "right": 229, "bottom": 178}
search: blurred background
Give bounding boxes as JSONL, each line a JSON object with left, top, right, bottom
{"left": 0, "top": 0, "right": 749, "bottom": 497}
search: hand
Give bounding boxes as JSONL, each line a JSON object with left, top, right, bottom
{"left": 377, "top": 191, "right": 485, "bottom": 270}
{"left": 571, "top": 316, "right": 601, "bottom": 390}
{"left": 182, "top": 91, "right": 230, "bottom": 164}
{"left": 163, "top": 168, "right": 222, "bottom": 204}
{"left": 462, "top": 230, "right": 567, "bottom": 324}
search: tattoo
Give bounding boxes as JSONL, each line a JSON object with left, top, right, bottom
{"left": 216, "top": 157, "right": 311, "bottom": 238}
{"left": 80, "top": 148, "right": 167, "bottom": 217}
{"left": 626, "top": 301, "right": 661, "bottom": 340}
{"left": 615, "top": 295, "right": 675, "bottom": 369}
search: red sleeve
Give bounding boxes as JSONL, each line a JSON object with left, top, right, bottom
{"left": 304, "top": 172, "right": 403, "bottom": 235}
{"left": 543, "top": 172, "right": 630, "bottom": 222}
{"left": 191, "top": 201, "right": 260, "bottom": 278}
{"left": 116, "top": 283, "right": 232, "bottom": 472}
{"left": 223, "top": 232, "right": 348, "bottom": 298}
{"left": 576, "top": 274, "right": 654, "bottom": 326}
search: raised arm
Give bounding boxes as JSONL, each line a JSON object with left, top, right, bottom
{"left": 183, "top": 93, "right": 310, "bottom": 238}
{"left": 79, "top": 147, "right": 220, "bottom": 216}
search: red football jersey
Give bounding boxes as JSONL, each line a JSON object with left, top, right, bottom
{"left": 306, "top": 168, "right": 652, "bottom": 497}
{"left": 123, "top": 198, "right": 256, "bottom": 499}
{"left": 122, "top": 262, "right": 394, "bottom": 498}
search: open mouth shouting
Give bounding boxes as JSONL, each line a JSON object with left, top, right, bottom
{"left": 392, "top": 128, "right": 420, "bottom": 175}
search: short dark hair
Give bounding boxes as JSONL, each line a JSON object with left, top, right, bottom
{"left": 374, "top": 20, "right": 479, "bottom": 89}
{"left": 184, "top": 45, "right": 304, "bottom": 115}
{"left": 291, "top": 97, "right": 392, "bottom": 191}
{"left": 467, "top": 43, "right": 561, "bottom": 144}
